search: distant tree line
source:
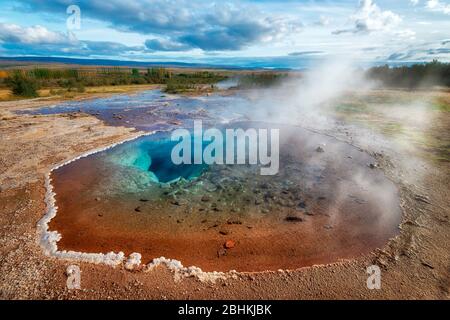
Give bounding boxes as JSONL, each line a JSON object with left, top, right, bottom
{"left": 366, "top": 60, "right": 450, "bottom": 88}
{"left": 235, "top": 73, "right": 288, "bottom": 89}
{"left": 0, "top": 67, "right": 227, "bottom": 97}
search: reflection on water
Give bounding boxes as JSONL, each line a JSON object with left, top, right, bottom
{"left": 21, "top": 90, "right": 251, "bottom": 131}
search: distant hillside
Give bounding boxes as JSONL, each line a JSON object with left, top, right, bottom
{"left": 0, "top": 56, "right": 250, "bottom": 70}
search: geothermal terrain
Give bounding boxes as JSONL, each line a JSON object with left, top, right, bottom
{"left": 0, "top": 84, "right": 449, "bottom": 299}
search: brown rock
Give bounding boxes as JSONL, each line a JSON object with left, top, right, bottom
{"left": 285, "top": 215, "right": 303, "bottom": 222}
{"left": 224, "top": 240, "right": 235, "bottom": 249}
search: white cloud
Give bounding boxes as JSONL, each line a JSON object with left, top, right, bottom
{"left": 16, "top": 0, "right": 303, "bottom": 52}
{"left": 333, "top": 0, "right": 402, "bottom": 34}
{"left": 0, "top": 22, "right": 144, "bottom": 57}
{"left": 315, "top": 15, "right": 331, "bottom": 27}
{"left": 426, "top": 0, "right": 450, "bottom": 14}
{"left": 0, "top": 23, "right": 70, "bottom": 45}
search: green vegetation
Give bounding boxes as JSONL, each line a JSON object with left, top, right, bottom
{"left": 235, "top": 73, "right": 288, "bottom": 89}
{"left": 162, "top": 71, "right": 226, "bottom": 93}
{"left": 0, "top": 67, "right": 228, "bottom": 97}
{"left": 4, "top": 71, "right": 39, "bottom": 97}
{"left": 433, "top": 101, "right": 450, "bottom": 112}
{"left": 367, "top": 60, "right": 450, "bottom": 88}
{"left": 333, "top": 94, "right": 450, "bottom": 163}
{"left": 164, "top": 82, "right": 195, "bottom": 94}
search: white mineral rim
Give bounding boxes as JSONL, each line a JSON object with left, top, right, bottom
{"left": 36, "top": 130, "right": 238, "bottom": 283}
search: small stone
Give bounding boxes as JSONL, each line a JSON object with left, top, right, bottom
{"left": 224, "top": 240, "right": 235, "bottom": 249}
{"left": 95, "top": 197, "right": 101, "bottom": 201}
{"left": 324, "top": 225, "right": 333, "bottom": 230}
{"left": 134, "top": 207, "right": 141, "bottom": 212}
{"left": 171, "top": 200, "right": 180, "bottom": 206}
{"left": 219, "top": 229, "right": 229, "bottom": 236}
{"left": 285, "top": 215, "right": 303, "bottom": 222}
{"left": 421, "top": 261, "right": 434, "bottom": 269}
{"left": 201, "top": 195, "right": 210, "bottom": 202}
{"left": 316, "top": 146, "right": 325, "bottom": 153}
{"left": 414, "top": 194, "right": 431, "bottom": 204}
{"left": 139, "top": 198, "right": 149, "bottom": 202}
{"left": 298, "top": 201, "right": 306, "bottom": 209}
{"left": 217, "top": 248, "right": 227, "bottom": 258}
{"left": 227, "top": 219, "right": 242, "bottom": 225}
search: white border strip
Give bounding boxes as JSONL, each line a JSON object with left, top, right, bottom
{"left": 36, "top": 130, "right": 236, "bottom": 282}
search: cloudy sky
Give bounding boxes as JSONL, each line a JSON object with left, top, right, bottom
{"left": 0, "top": 0, "right": 449, "bottom": 68}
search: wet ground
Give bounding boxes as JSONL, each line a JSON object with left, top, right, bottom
{"left": 21, "top": 90, "right": 250, "bottom": 131}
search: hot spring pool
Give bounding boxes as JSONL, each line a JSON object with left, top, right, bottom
{"left": 47, "top": 122, "right": 401, "bottom": 272}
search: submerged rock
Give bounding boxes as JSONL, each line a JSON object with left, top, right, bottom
{"left": 224, "top": 240, "right": 235, "bottom": 249}
{"left": 219, "top": 229, "right": 230, "bottom": 236}
{"left": 285, "top": 215, "right": 304, "bottom": 222}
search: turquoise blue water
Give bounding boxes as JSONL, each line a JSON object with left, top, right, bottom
{"left": 107, "top": 131, "right": 208, "bottom": 184}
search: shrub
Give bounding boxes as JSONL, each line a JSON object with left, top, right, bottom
{"left": 164, "top": 81, "right": 194, "bottom": 93}
{"left": 5, "top": 72, "right": 39, "bottom": 97}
